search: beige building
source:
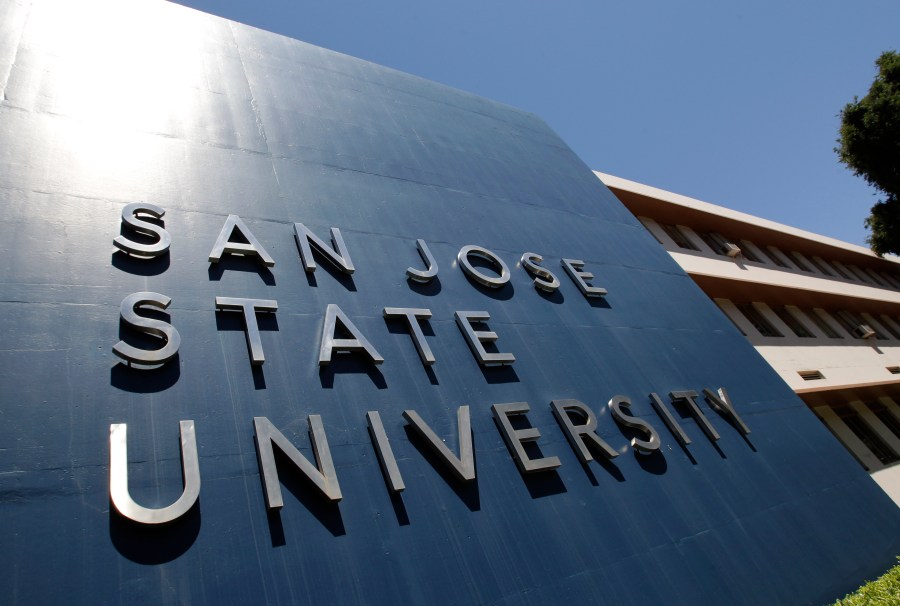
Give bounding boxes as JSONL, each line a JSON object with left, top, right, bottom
{"left": 598, "top": 172, "right": 900, "bottom": 506}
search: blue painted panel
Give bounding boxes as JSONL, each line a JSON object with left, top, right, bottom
{"left": 0, "top": 1, "right": 898, "bottom": 604}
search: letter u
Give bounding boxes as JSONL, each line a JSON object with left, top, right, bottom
{"left": 109, "top": 420, "right": 201, "bottom": 524}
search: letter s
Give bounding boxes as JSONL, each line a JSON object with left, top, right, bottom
{"left": 113, "top": 202, "right": 171, "bottom": 258}
{"left": 113, "top": 292, "right": 180, "bottom": 366}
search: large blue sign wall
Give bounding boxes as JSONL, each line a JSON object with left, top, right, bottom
{"left": 1, "top": 1, "right": 898, "bottom": 604}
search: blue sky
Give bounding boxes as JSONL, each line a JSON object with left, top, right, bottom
{"left": 174, "top": 0, "right": 899, "bottom": 248}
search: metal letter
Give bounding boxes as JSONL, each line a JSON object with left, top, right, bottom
{"left": 402, "top": 407, "right": 475, "bottom": 482}
{"left": 383, "top": 307, "right": 435, "bottom": 365}
{"left": 649, "top": 392, "right": 691, "bottom": 445}
{"left": 608, "top": 395, "right": 661, "bottom": 455}
{"left": 702, "top": 387, "right": 751, "bottom": 435}
{"left": 293, "top": 223, "right": 355, "bottom": 274}
{"left": 319, "top": 304, "right": 384, "bottom": 366}
{"left": 493, "top": 402, "right": 561, "bottom": 474}
{"left": 253, "top": 416, "right": 342, "bottom": 508}
{"left": 112, "top": 292, "right": 181, "bottom": 366}
{"left": 550, "top": 399, "right": 618, "bottom": 462}
{"left": 670, "top": 390, "right": 720, "bottom": 442}
{"left": 457, "top": 245, "right": 510, "bottom": 288}
{"left": 366, "top": 411, "right": 405, "bottom": 493}
{"left": 561, "top": 258, "right": 607, "bottom": 298}
{"left": 520, "top": 252, "right": 560, "bottom": 292}
{"left": 215, "top": 297, "right": 278, "bottom": 366}
{"left": 113, "top": 202, "right": 171, "bottom": 257}
{"left": 208, "top": 214, "right": 275, "bottom": 267}
{"left": 454, "top": 311, "right": 515, "bottom": 366}
{"left": 109, "top": 420, "right": 200, "bottom": 525}
{"left": 406, "top": 239, "right": 438, "bottom": 283}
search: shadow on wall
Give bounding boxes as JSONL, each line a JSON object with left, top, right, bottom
{"left": 109, "top": 501, "right": 201, "bottom": 564}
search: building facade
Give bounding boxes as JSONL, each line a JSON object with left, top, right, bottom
{"left": 600, "top": 172, "right": 900, "bottom": 505}
{"left": 2, "top": 1, "right": 900, "bottom": 604}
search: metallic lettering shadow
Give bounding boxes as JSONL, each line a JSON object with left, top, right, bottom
{"left": 406, "top": 276, "right": 442, "bottom": 297}
{"left": 534, "top": 286, "right": 565, "bottom": 305}
{"left": 584, "top": 295, "right": 612, "bottom": 309}
{"left": 387, "top": 491, "right": 410, "bottom": 526}
{"left": 670, "top": 398, "right": 728, "bottom": 460}
{"left": 214, "top": 309, "right": 279, "bottom": 390}
{"left": 460, "top": 275, "right": 515, "bottom": 302}
{"left": 384, "top": 315, "right": 439, "bottom": 385}
{"left": 111, "top": 307, "right": 181, "bottom": 392}
{"left": 318, "top": 356, "right": 388, "bottom": 389}
{"left": 402, "top": 425, "right": 481, "bottom": 512}
{"left": 614, "top": 424, "right": 668, "bottom": 475}
{"left": 110, "top": 250, "right": 170, "bottom": 277}
{"left": 479, "top": 364, "right": 519, "bottom": 385}
{"left": 496, "top": 414, "right": 568, "bottom": 499}
{"left": 110, "top": 357, "right": 181, "bottom": 393}
{"left": 207, "top": 256, "right": 276, "bottom": 286}
{"left": 707, "top": 411, "right": 757, "bottom": 453}
{"left": 652, "top": 414, "right": 698, "bottom": 465}
{"left": 570, "top": 438, "right": 627, "bottom": 485}
{"left": 261, "top": 446, "right": 347, "bottom": 545}
{"left": 304, "top": 259, "right": 357, "bottom": 292}
{"left": 582, "top": 453, "right": 625, "bottom": 486}
{"left": 108, "top": 500, "right": 201, "bottom": 565}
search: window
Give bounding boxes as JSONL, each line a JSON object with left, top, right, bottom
{"left": 697, "top": 231, "right": 739, "bottom": 257}
{"left": 715, "top": 301, "right": 746, "bottom": 335}
{"left": 736, "top": 303, "right": 783, "bottom": 337}
{"left": 865, "top": 268, "right": 889, "bottom": 287}
{"left": 847, "top": 265, "right": 872, "bottom": 284}
{"left": 772, "top": 306, "right": 814, "bottom": 338}
{"left": 879, "top": 316, "right": 900, "bottom": 340}
{"left": 834, "top": 405, "right": 899, "bottom": 467}
{"left": 883, "top": 272, "right": 900, "bottom": 288}
{"left": 869, "top": 401, "right": 900, "bottom": 439}
{"left": 829, "top": 261, "right": 854, "bottom": 280}
{"left": 786, "top": 251, "right": 812, "bottom": 272}
{"left": 738, "top": 241, "right": 762, "bottom": 263}
{"left": 833, "top": 310, "right": 886, "bottom": 340}
{"left": 804, "top": 309, "right": 843, "bottom": 339}
{"left": 798, "top": 370, "right": 824, "bottom": 380}
{"left": 762, "top": 246, "right": 790, "bottom": 268}
{"left": 808, "top": 256, "right": 834, "bottom": 277}
{"left": 659, "top": 223, "right": 699, "bottom": 251}
{"left": 882, "top": 272, "right": 900, "bottom": 288}
{"left": 639, "top": 219, "right": 664, "bottom": 245}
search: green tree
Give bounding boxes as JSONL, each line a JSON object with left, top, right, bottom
{"left": 837, "top": 50, "right": 900, "bottom": 256}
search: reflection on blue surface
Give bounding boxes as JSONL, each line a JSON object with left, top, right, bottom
{"left": 0, "top": 1, "right": 899, "bottom": 604}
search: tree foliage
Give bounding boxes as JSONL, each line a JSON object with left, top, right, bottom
{"left": 837, "top": 50, "right": 900, "bottom": 256}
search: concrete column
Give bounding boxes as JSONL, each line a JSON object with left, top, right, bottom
{"left": 811, "top": 256, "right": 838, "bottom": 278}
{"left": 789, "top": 251, "right": 821, "bottom": 275}
{"left": 636, "top": 217, "right": 678, "bottom": 251}
{"left": 754, "top": 302, "right": 790, "bottom": 338}
{"left": 860, "top": 313, "right": 891, "bottom": 341}
{"left": 764, "top": 246, "right": 794, "bottom": 269}
{"left": 846, "top": 264, "right": 874, "bottom": 284}
{"left": 786, "top": 306, "right": 823, "bottom": 339}
{"left": 713, "top": 298, "right": 753, "bottom": 336}
{"left": 831, "top": 261, "right": 858, "bottom": 283}
{"left": 878, "top": 315, "right": 900, "bottom": 339}
{"left": 878, "top": 271, "right": 900, "bottom": 288}
{"left": 812, "top": 308, "right": 853, "bottom": 339}
{"left": 739, "top": 240, "right": 769, "bottom": 265}
{"left": 679, "top": 226, "right": 714, "bottom": 255}
{"left": 864, "top": 268, "right": 890, "bottom": 287}
{"left": 877, "top": 397, "right": 900, "bottom": 424}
